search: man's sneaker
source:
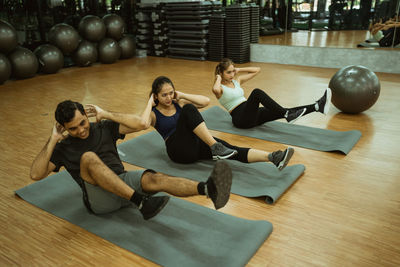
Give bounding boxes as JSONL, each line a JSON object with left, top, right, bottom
{"left": 205, "top": 160, "right": 232, "bottom": 209}
{"left": 316, "top": 88, "right": 332, "bottom": 115}
{"left": 138, "top": 195, "right": 170, "bottom": 220}
{"left": 286, "top": 108, "right": 306, "bottom": 124}
{"left": 268, "top": 147, "right": 294, "bottom": 170}
{"left": 211, "top": 142, "right": 238, "bottom": 160}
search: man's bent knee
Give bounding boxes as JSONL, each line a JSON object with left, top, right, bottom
{"left": 80, "top": 151, "right": 102, "bottom": 166}
{"left": 80, "top": 152, "right": 103, "bottom": 185}
{"left": 141, "top": 171, "right": 163, "bottom": 192}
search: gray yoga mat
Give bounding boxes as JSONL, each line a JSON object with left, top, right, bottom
{"left": 117, "top": 131, "right": 305, "bottom": 204}
{"left": 357, "top": 40, "right": 400, "bottom": 48}
{"left": 15, "top": 171, "right": 273, "bottom": 267}
{"left": 357, "top": 41, "right": 381, "bottom": 48}
{"left": 201, "top": 106, "right": 361, "bottom": 155}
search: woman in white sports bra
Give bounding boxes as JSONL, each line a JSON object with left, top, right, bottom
{"left": 212, "top": 58, "right": 331, "bottom": 129}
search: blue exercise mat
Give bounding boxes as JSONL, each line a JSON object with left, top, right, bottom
{"left": 15, "top": 171, "right": 273, "bottom": 267}
{"left": 117, "top": 131, "right": 305, "bottom": 204}
{"left": 201, "top": 106, "right": 361, "bottom": 155}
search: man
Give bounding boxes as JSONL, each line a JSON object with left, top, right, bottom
{"left": 30, "top": 99, "right": 232, "bottom": 220}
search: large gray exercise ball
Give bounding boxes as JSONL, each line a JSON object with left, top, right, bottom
{"left": 329, "top": 65, "right": 380, "bottom": 114}
{"left": 34, "top": 44, "right": 64, "bottom": 74}
{"left": 0, "top": 20, "right": 18, "bottom": 54}
{"left": 0, "top": 53, "right": 12, "bottom": 84}
{"left": 8, "top": 47, "right": 38, "bottom": 79}
{"left": 78, "top": 15, "right": 106, "bottom": 43}
{"left": 98, "top": 38, "right": 121, "bottom": 64}
{"left": 102, "top": 14, "right": 125, "bottom": 41}
{"left": 118, "top": 35, "right": 136, "bottom": 59}
{"left": 48, "top": 23, "right": 80, "bottom": 55}
{"left": 73, "top": 40, "right": 98, "bottom": 67}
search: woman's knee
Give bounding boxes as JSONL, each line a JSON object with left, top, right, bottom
{"left": 251, "top": 88, "right": 265, "bottom": 98}
{"left": 181, "top": 103, "right": 201, "bottom": 118}
{"left": 180, "top": 104, "right": 204, "bottom": 129}
{"left": 182, "top": 103, "right": 197, "bottom": 113}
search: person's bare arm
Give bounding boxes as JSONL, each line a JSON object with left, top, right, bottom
{"left": 235, "top": 67, "right": 260, "bottom": 85}
{"left": 85, "top": 101, "right": 154, "bottom": 135}
{"left": 176, "top": 91, "right": 210, "bottom": 109}
{"left": 212, "top": 74, "right": 223, "bottom": 99}
{"left": 30, "top": 123, "right": 63, "bottom": 180}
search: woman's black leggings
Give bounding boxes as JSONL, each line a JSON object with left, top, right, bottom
{"left": 166, "top": 104, "right": 249, "bottom": 164}
{"left": 230, "top": 88, "right": 316, "bottom": 129}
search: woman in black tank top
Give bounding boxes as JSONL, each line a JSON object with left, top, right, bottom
{"left": 142, "top": 76, "right": 295, "bottom": 171}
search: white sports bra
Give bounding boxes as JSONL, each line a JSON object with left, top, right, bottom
{"left": 218, "top": 80, "right": 247, "bottom": 112}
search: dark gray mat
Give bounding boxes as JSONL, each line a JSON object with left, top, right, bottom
{"left": 117, "top": 131, "right": 305, "bottom": 204}
{"left": 15, "top": 171, "right": 273, "bottom": 267}
{"left": 201, "top": 106, "right": 361, "bottom": 154}
{"left": 357, "top": 41, "right": 381, "bottom": 47}
{"left": 357, "top": 40, "right": 400, "bottom": 48}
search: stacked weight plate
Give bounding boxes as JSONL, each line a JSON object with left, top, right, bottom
{"left": 151, "top": 4, "right": 168, "bottom": 57}
{"left": 208, "top": 14, "right": 225, "bottom": 62}
{"left": 135, "top": 3, "right": 168, "bottom": 57}
{"left": 165, "top": 1, "right": 222, "bottom": 61}
{"left": 250, "top": 3, "right": 260, "bottom": 43}
{"left": 225, "top": 4, "right": 250, "bottom": 64}
{"left": 135, "top": 3, "right": 153, "bottom": 56}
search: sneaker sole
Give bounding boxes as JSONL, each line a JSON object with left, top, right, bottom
{"left": 143, "top": 196, "right": 170, "bottom": 220}
{"left": 212, "top": 150, "right": 238, "bottom": 160}
{"left": 277, "top": 147, "right": 294, "bottom": 170}
{"left": 288, "top": 108, "right": 306, "bottom": 124}
{"left": 209, "top": 160, "right": 232, "bottom": 209}
{"left": 323, "top": 88, "right": 332, "bottom": 115}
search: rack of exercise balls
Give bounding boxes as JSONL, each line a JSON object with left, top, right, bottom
{"left": 0, "top": 14, "right": 136, "bottom": 85}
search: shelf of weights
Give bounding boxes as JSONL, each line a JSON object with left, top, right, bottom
{"left": 165, "top": 1, "right": 222, "bottom": 61}
{"left": 225, "top": 4, "right": 254, "bottom": 64}
{"left": 135, "top": 2, "right": 168, "bottom": 57}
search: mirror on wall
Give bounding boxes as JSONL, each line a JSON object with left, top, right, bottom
{"left": 255, "top": 0, "right": 400, "bottom": 48}
{"left": 0, "top": 0, "right": 398, "bottom": 51}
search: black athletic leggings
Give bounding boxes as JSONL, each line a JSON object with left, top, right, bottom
{"left": 165, "top": 104, "right": 249, "bottom": 164}
{"left": 230, "top": 88, "right": 316, "bottom": 129}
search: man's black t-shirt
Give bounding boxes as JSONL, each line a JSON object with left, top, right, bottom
{"left": 50, "top": 120, "right": 125, "bottom": 188}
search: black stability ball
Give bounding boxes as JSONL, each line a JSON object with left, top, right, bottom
{"left": 48, "top": 23, "right": 80, "bottom": 55}
{"left": 329, "top": 65, "right": 380, "bottom": 114}
{"left": 118, "top": 35, "right": 136, "bottom": 59}
{"left": 34, "top": 44, "right": 64, "bottom": 74}
{"left": 0, "top": 20, "right": 18, "bottom": 54}
{"left": 8, "top": 47, "right": 38, "bottom": 79}
{"left": 73, "top": 40, "right": 98, "bottom": 67}
{"left": 102, "top": 14, "right": 125, "bottom": 41}
{"left": 79, "top": 15, "right": 106, "bottom": 43}
{"left": 0, "top": 53, "right": 12, "bottom": 84}
{"left": 98, "top": 38, "right": 121, "bottom": 64}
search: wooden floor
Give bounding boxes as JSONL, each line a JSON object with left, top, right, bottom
{"left": 259, "top": 30, "right": 371, "bottom": 48}
{"left": 1, "top": 57, "right": 399, "bottom": 266}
